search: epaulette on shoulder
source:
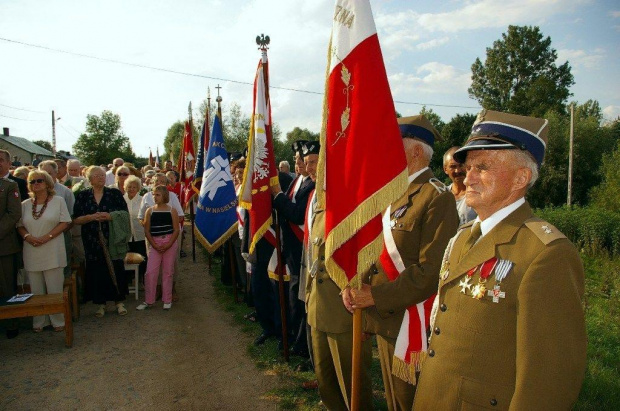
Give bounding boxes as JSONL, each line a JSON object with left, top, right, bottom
{"left": 428, "top": 177, "right": 448, "bottom": 194}
{"left": 524, "top": 217, "right": 566, "bottom": 245}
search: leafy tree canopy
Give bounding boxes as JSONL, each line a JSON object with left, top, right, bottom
{"left": 72, "top": 110, "right": 136, "bottom": 166}
{"left": 33, "top": 140, "right": 53, "bottom": 152}
{"left": 469, "top": 25, "right": 574, "bottom": 117}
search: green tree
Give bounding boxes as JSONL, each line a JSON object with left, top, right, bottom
{"left": 431, "top": 113, "right": 477, "bottom": 180}
{"left": 527, "top": 101, "right": 619, "bottom": 207}
{"left": 469, "top": 25, "right": 574, "bottom": 116}
{"left": 163, "top": 121, "right": 185, "bottom": 165}
{"left": 590, "top": 139, "right": 620, "bottom": 213}
{"left": 72, "top": 110, "right": 136, "bottom": 166}
{"left": 33, "top": 140, "right": 53, "bottom": 152}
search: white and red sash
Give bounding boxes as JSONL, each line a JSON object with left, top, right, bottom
{"left": 287, "top": 175, "right": 305, "bottom": 242}
{"left": 378, "top": 205, "right": 435, "bottom": 385}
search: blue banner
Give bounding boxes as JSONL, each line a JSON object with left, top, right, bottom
{"left": 194, "top": 114, "right": 238, "bottom": 253}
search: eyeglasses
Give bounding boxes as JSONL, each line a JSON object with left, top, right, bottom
{"left": 117, "top": 173, "right": 129, "bottom": 177}
{"left": 29, "top": 178, "right": 45, "bottom": 184}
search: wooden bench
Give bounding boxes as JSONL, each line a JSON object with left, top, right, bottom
{"left": 0, "top": 287, "right": 73, "bottom": 348}
{"left": 64, "top": 272, "right": 79, "bottom": 321}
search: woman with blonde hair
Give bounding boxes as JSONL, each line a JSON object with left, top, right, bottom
{"left": 124, "top": 175, "right": 147, "bottom": 278}
{"left": 12, "top": 166, "right": 29, "bottom": 181}
{"left": 16, "top": 170, "right": 71, "bottom": 332}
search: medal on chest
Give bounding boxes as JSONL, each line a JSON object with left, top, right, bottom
{"left": 459, "top": 258, "right": 513, "bottom": 303}
{"left": 390, "top": 205, "right": 408, "bottom": 229}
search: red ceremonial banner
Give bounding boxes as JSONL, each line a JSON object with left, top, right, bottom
{"left": 239, "top": 49, "right": 279, "bottom": 254}
{"left": 317, "top": 0, "right": 408, "bottom": 289}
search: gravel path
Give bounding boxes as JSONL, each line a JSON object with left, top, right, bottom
{"left": 0, "top": 236, "right": 277, "bottom": 410}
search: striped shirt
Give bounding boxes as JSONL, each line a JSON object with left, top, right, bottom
{"left": 150, "top": 210, "right": 174, "bottom": 237}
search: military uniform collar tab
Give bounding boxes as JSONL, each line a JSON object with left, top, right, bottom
{"left": 408, "top": 167, "right": 430, "bottom": 184}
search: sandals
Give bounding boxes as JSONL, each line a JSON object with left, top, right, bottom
{"left": 53, "top": 326, "right": 65, "bottom": 332}
{"left": 116, "top": 303, "right": 128, "bottom": 316}
{"left": 95, "top": 305, "right": 106, "bottom": 318}
{"left": 33, "top": 327, "right": 43, "bottom": 333}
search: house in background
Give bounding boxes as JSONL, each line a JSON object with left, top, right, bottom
{"left": 0, "top": 127, "right": 54, "bottom": 165}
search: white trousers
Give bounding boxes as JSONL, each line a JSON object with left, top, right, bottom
{"left": 28, "top": 267, "right": 65, "bottom": 328}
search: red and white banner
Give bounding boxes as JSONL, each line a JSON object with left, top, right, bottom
{"left": 179, "top": 121, "right": 196, "bottom": 208}
{"left": 317, "top": 0, "right": 408, "bottom": 289}
{"left": 239, "top": 49, "right": 278, "bottom": 254}
{"left": 378, "top": 206, "right": 435, "bottom": 385}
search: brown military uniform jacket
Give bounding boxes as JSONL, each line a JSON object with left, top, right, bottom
{"left": 306, "top": 204, "right": 355, "bottom": 333}
{"left": 365, "top": 168, "right": 458, "bottom": 338}
{"left": 0, "top": 178, "right": 22, "bottom": 256}
{"left": 413, "top": 202, "right": 587, "bottom": 410}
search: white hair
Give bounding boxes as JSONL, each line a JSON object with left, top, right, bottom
{"left": 412, "top": 140, "right": 434, "bottom": 165}
{"left": 508, "top": 150, "right": 539, "bottom": 189}
{"left": 67, "top": 159, "right": 81, "bottom": 168}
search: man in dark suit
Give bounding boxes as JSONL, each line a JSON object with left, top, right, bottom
{"left": 0, "top": 149, "right": 22, "bottom": 339}
{"left": 245, "top": 170, "right": 292, "bottom": 346}
{"left": 271, "top": 140, "right": 316, "bottom": 356}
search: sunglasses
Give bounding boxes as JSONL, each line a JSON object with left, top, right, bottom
{"left": 29, "top": 178, "right": 45, "bottom": 184}
{"left": 117, "top": 173, "right": 130, "bottom": 177}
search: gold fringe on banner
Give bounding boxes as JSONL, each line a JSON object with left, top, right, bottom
{"left": 194, "top": 222, "right": 239, "bottom": 254}
{"left": 324, "top": 169, "right": 408, "bottom": 290}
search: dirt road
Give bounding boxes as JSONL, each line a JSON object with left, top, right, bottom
{"left": 0, "top": 240, "right": 277, "bottom": 410}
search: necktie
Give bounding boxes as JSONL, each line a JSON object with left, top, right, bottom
{"left": 461, "top": 222, "right": 482, "bottom": 256}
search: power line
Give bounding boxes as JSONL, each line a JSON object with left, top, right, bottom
{"left": 0, "top": 112, "right": 45, "bottom": 122}
{"left": 0, "top": 36, "right": 482, "bottom": 110}
{"left": 0, "top": 102, "right": 46, "bottom": 114}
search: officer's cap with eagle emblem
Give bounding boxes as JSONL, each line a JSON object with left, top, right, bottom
{"left": 454, "top": 110, "right": 549, "bottom": 167}
{"left": 397, "top": 114, "right": 442, "bottom": 147}
{"left": 301, "top": 141, "right": 320, "bottom": 157}
{"left": 292, "top": 140, "right": 309, "bottom": 156}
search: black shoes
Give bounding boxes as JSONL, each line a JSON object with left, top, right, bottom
{"left": 6, "top": 329, "right": 19, "bottom": 339}
{"left": 254, "top": 332, "right": 271, "bottom": 346}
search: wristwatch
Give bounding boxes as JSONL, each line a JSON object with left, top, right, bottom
{"left": 23, "top": 233, "right": 30, "bottom": 240}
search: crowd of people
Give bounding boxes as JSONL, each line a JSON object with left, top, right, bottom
{"left": 0, "top": 153, "right": 187, "bottom": 337}
{"left": 0, "top": 107, "right": 587, "bottom": 409}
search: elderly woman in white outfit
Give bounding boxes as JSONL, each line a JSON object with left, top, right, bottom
{"left": 17, "top": 170, "right": 71, "bottom": 332}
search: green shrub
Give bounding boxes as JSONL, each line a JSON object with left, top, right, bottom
{"left": 535, "top": 206, "right": 620, "bottom": 256}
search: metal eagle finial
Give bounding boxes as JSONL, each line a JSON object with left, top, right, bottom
{"left": 256, "top": 33, "right": 270, "bottom": 50}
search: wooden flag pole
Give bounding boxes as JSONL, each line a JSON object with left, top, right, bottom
{"left": 190, "top": 197, "right": 196, "bottom": 262}
{"left": 351, "top": 308, "right": 363, "bottom": 411}
{"left": 274, "top": 210, "right": 290, "bottom": 362}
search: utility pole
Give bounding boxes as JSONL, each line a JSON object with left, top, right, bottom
{"left": 51, "top": 110, "right": 57, "bottom": 155}
{"left": 567, "top": 103, "right": 574, "bottom": 207}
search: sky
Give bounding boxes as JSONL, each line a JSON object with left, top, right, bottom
{"left": 1, "top": 0, "right": 619, "bottom": 159}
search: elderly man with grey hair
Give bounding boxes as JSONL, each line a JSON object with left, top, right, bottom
{"left": 105, "top": 158, "right": 124, "bottom": 186}
{"left": 413, "top": 110, "right": 587, "bottom": 410}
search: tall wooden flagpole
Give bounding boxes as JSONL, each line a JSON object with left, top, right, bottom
{"left": 256, "top": 33, "right": 289, "bottom": 361}
{"left": 206, "top": 89, "right": 213, "bottom": 269}
{"left": 215, "top": 87, "right": 239, "bottom": 303}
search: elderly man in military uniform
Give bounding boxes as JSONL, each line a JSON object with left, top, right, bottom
{"left": 412, "top": 110, "right": 587, "bottom": 410}
{"left": 345, "top": 115, "right": 458, "bottom": 410}
{"left": 304, "top": 141, "right": 374, "bottom": 410}
{"left": 0, "top": 149, "right": 22, "bottom": 339}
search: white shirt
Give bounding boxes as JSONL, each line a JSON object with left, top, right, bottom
{"left": 54, "top": 181, "right": 75, "bottom": 215}
{"left": 138, "top": 190, "right": 184, "bottom": 220}
{"left": 475, "top": 197, "right": 526, "bottom": 237}
{"left": 124, "top": 192, "right": 145, "bottom": 241}
{"left": 105, "top": 170, "right": 116, "bottom": 186}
